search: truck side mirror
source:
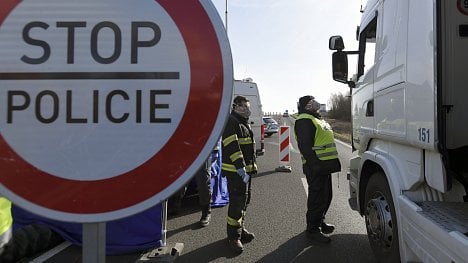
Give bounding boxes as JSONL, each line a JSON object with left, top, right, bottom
{"left": 332, "top": 51, "right": 348, "bottom": 83}
{"left": 329, "top": 35, "right": 345, "bottom": 50}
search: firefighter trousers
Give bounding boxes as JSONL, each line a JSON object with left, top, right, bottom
{"left": 225, "top": 171, "right": 251, "bottom": 239}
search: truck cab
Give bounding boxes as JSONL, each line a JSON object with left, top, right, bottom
{"left": 329, "top": 0, "right": 468, "bottom": 262}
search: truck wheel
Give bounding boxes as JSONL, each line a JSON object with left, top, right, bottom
{"left": 364, "top": 172, "right": 400, "bottom": 262}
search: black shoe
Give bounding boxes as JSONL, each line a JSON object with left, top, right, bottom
{"left": 320, "top": 222, "right": 335, "bottom": 234}
{"left": 306, "top": 230, "right": 331, "bottom": 244}
{"left": 227, "top": 239, "right": 244, "bottom": 253}
{"left": 199, "top": 213, "right": 211, "bottom": 227}
{"left": 241, "top": 229, "right": 255, "bottom": 243}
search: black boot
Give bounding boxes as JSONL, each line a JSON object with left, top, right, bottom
{"left": 227, "top": 238, "right": 244, "bottom": 253}
{"left": 199, "top": 205, "right": 211, "bottom": 227}
{"left": 240, "top": 228, "right": 255, "bottom": 243}
{"left": 320, "top": 222, "right": 335, "bottom": 234}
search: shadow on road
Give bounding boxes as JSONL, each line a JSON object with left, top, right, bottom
{"left": 175, "top": 239, "right": 241, "bottom": 262}
{"left": 256, "top": 232, "right": 377, "bottom": 263}
{"left": 252, "top": 170, "right": 278, "bottom": 179}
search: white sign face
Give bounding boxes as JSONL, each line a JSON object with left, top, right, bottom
{"left": 0, "top": 0, "right": 233, "bottom": 222}
{"left": 0, "top": 0, "right": 189, "bottom": 180}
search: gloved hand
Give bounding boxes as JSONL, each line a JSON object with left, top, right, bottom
{"left": 237, "top": 167, "right": 250, "bottom": 184}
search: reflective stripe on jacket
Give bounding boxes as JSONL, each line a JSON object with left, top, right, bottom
{"left": 295, "top": 113, "right": 339, "bottom": 162}
{"left": 222, "top": 112, "right": 257, "bottom": 174}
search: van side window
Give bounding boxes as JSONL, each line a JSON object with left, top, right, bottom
{"left": 357, "top": 17, "right": 377, "bottom": 77}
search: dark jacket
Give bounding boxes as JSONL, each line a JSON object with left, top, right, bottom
{"left": 221, "top": 111, "right": 257, "bottom": 174}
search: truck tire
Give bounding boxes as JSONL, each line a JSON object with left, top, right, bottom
{"left": 364, "top": 171, "right": 400, "bottom": 263}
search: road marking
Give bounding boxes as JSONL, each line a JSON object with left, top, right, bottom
{"left": 30, "top": 241, "right": 72, "bottom": 262}
{"left": 335, "top": 139, "right": 352, "bottom": 149}
{"left": 302, "top": 178, "right": 308, "bottom": 197}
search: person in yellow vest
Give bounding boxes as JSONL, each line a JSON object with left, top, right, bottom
{"left": 294, "top": 95, "right": 341, "bottom": 244}
{"left": 0, "top": 196, "right": 13, "bottom": 251}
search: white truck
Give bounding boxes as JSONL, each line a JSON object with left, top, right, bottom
{"left": 329, "top": 0, "right": 468, "bottom": 262}
{"left": 233, "top": 78, "right": 264, "bottom": 156}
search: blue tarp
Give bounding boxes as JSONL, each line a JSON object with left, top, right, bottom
{"left": 11, "top": 142, "right": 228, "bottom": 255}
{"left": 209, "top": 140, "right": 229, "bottom": 207}
{"left": 12, "top": 204, "right": 163, "bottom": 255}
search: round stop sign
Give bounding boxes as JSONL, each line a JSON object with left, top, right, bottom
{"left": 0, "top": 0, "right": 233, "bottom": 222}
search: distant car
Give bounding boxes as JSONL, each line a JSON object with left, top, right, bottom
{"left": 262, "top": 116, "right": 279, "bottom": 137}
{"left": 282, "top": 110, "right": 289, "bottom": 117}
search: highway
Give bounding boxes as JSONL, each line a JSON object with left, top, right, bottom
{"left": 33, "top": 115, "right": 377, "bottom": 263}
{"left": 167, "top": 116, "right": 377, "bottom": 263}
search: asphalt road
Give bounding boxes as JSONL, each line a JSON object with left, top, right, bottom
{"left": 166, "top": 116, "right": 377, "bottom": 263}
{"left": 36, "top": 115, "right": 377, "bottom": 263}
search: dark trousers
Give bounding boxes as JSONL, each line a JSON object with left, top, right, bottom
{"left": 0, "top": 224, "right": 64, "bottom": 263}
{"left": 304, "top": 170, "right": 332, "bottom": 231}
{"left": 225, "top": 172, "right": 251, "bottom": 239}
{"left": 195, "top": 157, "right": 213, "bottom": 207}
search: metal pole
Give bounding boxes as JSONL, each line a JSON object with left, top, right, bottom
{"left": 161, "top": 200, "right": 168, "bottom": 247}
{"left": 225, "top": 0, "right": 228, "bottom": 33}
{"left": 83, "top": 222, "right": 106, "bottom": 263}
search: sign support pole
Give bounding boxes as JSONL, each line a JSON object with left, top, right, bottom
{"left": 83, "top": 222, "right": 106, "bottom": 263}
{"left": 161, "top": 200, "right": 168, "bottom": 246}
{"left": 137, "top": 200, "right": 184, "bottom": 262}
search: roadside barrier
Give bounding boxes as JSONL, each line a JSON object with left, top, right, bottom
{"left": 275, "top": 126, "right": 292, "bottom": 172}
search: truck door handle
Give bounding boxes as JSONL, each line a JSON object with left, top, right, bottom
{"left": 366, "top": 100, "right": 374, "bottom": 117}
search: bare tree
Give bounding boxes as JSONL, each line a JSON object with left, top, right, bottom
{"left": 328, "top": 92, "right": 351, "bottom": 121}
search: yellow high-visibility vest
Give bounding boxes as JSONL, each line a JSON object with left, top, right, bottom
{"left": 0, "top": 197, "right": 12, "bottom": 245}
{"left": 296, "top": 113, "right": 339, "bottom": 161}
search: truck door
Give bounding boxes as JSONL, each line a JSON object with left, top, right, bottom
{"left": 439, "top": 0, "right": 468, "bottom": 195}
{"left": 352, "top": 14, "right": 377, "bottom": 152}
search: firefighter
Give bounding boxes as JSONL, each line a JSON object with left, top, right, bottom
{"left": 221, "top": 95, "right": 257, "bottom": 253}
{"left": 294, "top": 95, "right": 341, "bottom": 244}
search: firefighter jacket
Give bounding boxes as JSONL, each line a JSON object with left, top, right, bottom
{"left": 0, "top": 196, "right": 12, "bottom": 247}
{"left": 222, "top": 111, "right": 258, "bottom": 174}
{"left": 295, "top": 112, "right": 341, "bottom": 175}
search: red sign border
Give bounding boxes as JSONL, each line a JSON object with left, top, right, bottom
{"left": 458, "top": 0, "right": 468, "bottom": 15}
{"left": 0, "top": 0, "right": 229, "bottom": 219}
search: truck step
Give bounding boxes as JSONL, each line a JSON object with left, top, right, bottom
{"left": 417, "top": 202, "right": 468, "bottom": 236}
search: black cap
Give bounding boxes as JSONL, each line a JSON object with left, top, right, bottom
{"left": 233, "top": 95, "right": 249, "bottom": 108}
{"left": 297, "top": 95, "right": 314, "bottom": 112}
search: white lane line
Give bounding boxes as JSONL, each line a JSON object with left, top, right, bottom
{"left": 302, "top": 178, "right": 308, "bottom": 197}
{"left": 335, "top": 139, "right": 352, "bottom": 149}
{"left": 31, "top": 241, "right": 72, "bottom": 262}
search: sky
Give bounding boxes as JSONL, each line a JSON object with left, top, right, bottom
{"left": 211, "top": 0, "right": 366, "bottom": 114}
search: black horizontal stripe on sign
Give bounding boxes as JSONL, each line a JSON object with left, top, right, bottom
{"left": 0, "top": 72, "right": 180, "bottom": 80}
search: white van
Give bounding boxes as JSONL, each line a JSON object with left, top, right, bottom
{"left": 233, "top": 78, "right": 264, "bottom": 156}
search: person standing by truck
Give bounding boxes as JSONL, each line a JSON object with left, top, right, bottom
{"left": 294, "top": 95, "right": 341, "bottom": 244}
{"left": 221, "top": 95, "right": 257, "bottom": 253}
